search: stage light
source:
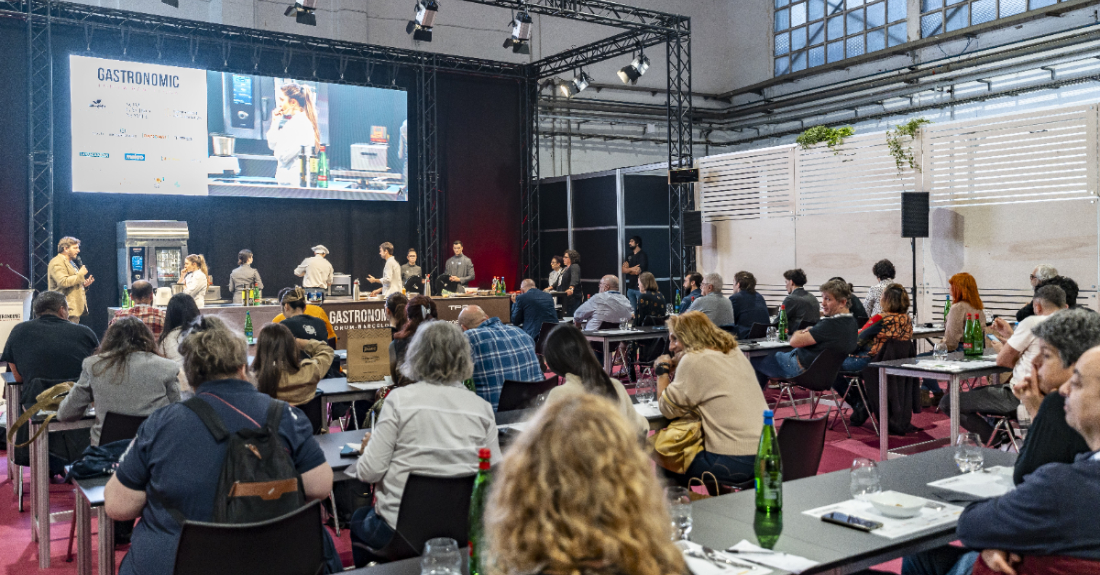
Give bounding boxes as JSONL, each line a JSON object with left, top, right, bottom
{"left": 503, "top": 10, "right": 532, "bottom": 54}
{"left": 558, "top": 70, "right": 593, "bottom": 97}
{"left": 284, "top": 0, "right": 317, "bottom": 26}
{"left": 406, "top": 0, "right": 438, "bottom": 42}
{"left": 617, "top": 52, "right": 650, "bottom": 85}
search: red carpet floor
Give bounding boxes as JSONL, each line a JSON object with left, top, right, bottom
{"left": 0, "top": 392, "right": 948, "bottom": 574}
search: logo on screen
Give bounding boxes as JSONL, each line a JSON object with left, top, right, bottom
{"left": 89, "top": 99, "right": 105, "bottom": 109}
{"left": 125, "top": 153, "right": 146, "bottom": 161}
{"left": 160, "top": 156, "right": 180, "bottom": 162}
{"left": 174, "top": 135, "right": 193, "bottom": 142}
{"left": 79, "top": 152, "right": 109, "bottom": 158}
{"left": 362, "top": 344, "right": 378, "bottom": 353}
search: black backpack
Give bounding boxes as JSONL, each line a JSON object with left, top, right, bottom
{"left": 183, "top": 395, "right": 307, "bottom": 524}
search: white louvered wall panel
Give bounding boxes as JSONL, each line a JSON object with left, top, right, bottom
{"left": 698, "top": 145, "right": 795, "bottom": 222}
{"left": 797, "top": 132, "right": 920, "bottom": 216}
{"left": 924, "top": 105, "right": 1100, "bottom": 207}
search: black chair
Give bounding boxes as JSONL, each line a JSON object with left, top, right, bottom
{"left": 298, "top": 394, "right": 326, "bottom": 435}
{"left": 747, "top": 323, "right": 769, "bottom": 339}
{"left": 768, "top": 350, "right": 847, "bottom": 419}
{"left": 720, "top": 325, "right": 740, "bottom": 337}
{"left": 497, "top": 377, "right": 560, "bottom": 412}
{"left": 777, "top": 414, "right": 829, "bottom": 481}
{"left": 359, "top": 474, "right": 476, "bottom": 564}
{"left": 832, "top": 369, "right": 879, "bottom": 438}
{"left": 796, "top": 320, "right": 816, "bottom": 331}
{"left": 534, "top": 321, "right": 559, "bottom": 356}
{"left": 98, "top": 412, "right": 148, "bottom": 445}
{"left": 174, "top": 500, "right": 325, "bottom": 575}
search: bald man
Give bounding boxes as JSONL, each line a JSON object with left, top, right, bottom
{"left": 460, "top": 304, "right": 542, "bottom": 410}
{"left": 510, "top": 278, "right": 558, "bottom": 343}
{"left": 572, "top": 275, "right": 632, "bottom": 332}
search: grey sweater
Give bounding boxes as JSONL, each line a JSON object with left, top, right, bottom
{"left": 57, "top": 351, "right": 181, "bottom": 445}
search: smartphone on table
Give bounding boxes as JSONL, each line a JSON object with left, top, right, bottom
{"left": 821, "top": 511, "right": 883, "bottom": 532}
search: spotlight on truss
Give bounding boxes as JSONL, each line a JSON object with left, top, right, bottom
{"left": 503, "top": 10, "right": 532, "bottom": 54}
{"left": 558, "top": 70, "right": 593, "bottom": 97}
{"left": 617, "top": 52, "right": 651, "bottom": 85}
{"left": 406, "top": 0, "right": 438, "bottom": 42}
{"left": 284, "top": 0, "right": 317, "bottom": 25}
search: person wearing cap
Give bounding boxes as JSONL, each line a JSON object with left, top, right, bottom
{"left": 294, "top": 245, "right": 334, "bottom": 290}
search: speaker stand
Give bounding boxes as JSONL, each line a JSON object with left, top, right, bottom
{"left": 911, "top": 237, "right": 918, "bottom": 323}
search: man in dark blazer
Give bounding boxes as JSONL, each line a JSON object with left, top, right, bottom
{"left": 511, "top": 278, "right": 559, "bottom": 344}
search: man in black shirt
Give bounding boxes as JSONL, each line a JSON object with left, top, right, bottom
{"left": 621, "top": 236, "right": 648, "bottom": 310}
{"left": 1011, "top": 308, "right": 1099, "bottom": 485}
{"left": 777, "top": 268, "right": 820, "bottom": 335}
{"left": 276, "top": 287, "right": 338, "bottom": 378}
{"left": 1, "top": 291, "right": 99, "bottom": 404}
{"left": 755, "top": 279, "right": 856, "bottom": 385}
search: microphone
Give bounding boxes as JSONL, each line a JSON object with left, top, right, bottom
{"left": 73, "top": 255, "right": 84, "bottom": 269}
{"left": 0, "top": 262, "right": 31, "bottom": 287}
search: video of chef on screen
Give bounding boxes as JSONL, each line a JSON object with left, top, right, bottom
{"left": 70, "top": 55, "right": 409, "bottom": 201}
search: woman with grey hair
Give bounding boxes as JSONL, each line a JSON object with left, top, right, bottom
{"left": 350, "top": 321, "right": 501, "bottom": 567}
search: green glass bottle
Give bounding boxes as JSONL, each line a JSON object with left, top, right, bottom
{"left": 122, "top": 287, "right": 131, "bottom": 309}
{"left": 500, "top": 277, "right": 507, "bottom": 295}
{"left": 943, "top": 298, "right": 951, "bottom": 323}
{"left": 317, "top": 144, "right": 329, "bottom": 189}
{"left": 251, "top": 283, "right": 259, "bottom": 306}
{"left": 777, "top": 305, "right": 789, "bottom": 342}
{"left": 244, "top": 311, "right": 255, "bottom": 345}
{"left": 469, "top": 448, "right": 492, "bottom": 575}
{"left": 753, "top": 509, "right": 783, "bottom": 550}
{"left": 675, "top": 289, "right": 682, "bottom": 308}
{"left": 972, "top": 314, "right": 985, "bottom": 357}
{"left": 755, "top": 409, "right": 782, "bottom": 513}
{"left": 963, "top": 313, "right": 978, "bottom": 356}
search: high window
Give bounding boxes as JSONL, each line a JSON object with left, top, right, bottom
{"left": 774, "top": 0, "right": 907, "bottom": 76}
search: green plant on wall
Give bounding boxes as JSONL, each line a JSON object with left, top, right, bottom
{"left": 795, "top": 125, "right": 855, "bottom": 154}
{"left": 886, "top": 118, "right": 932, "bottom": 176}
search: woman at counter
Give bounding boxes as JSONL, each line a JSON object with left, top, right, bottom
{"left": 179, "top": 254, "right": 209, "bottom": 308}
{"left": 266, "top": 82, "right": 321, "bottom": 186}
{"left": 228, "top": 249, "right": 263, "bottom": 304}
{"left": 544, "top": 255, "right": 564, "bottom": 293}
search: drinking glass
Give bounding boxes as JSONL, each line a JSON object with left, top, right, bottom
{"left": 850, "top": 458, "right": 882, "bottom": 501}
{"left": 933, "top": 342, "right": 949, "bottom": 361}
{"left": 666, "top": 303, "right": 675, "bottom": 316}
{"left": 954, "top": 432, "right": 984, "bottom": 473}
{"left": 766, "top": 327, "right": 779, "bottom": 343}
{"left": 635, "top": 377, "right": 657, "bottom": 405}
{"left": 666, "top": 486, "right": 693, "bottom": 541}
{"left": 421, "top": 538, "right": 462, "bottom": 575}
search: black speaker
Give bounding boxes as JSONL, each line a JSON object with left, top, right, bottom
{"left": 901, "top": 192, "right": 929, "bottom": 238}
{"left": 683, "top": 210, "right": 703, "bottom": 246}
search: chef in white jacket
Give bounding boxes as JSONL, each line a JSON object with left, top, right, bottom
{"left": 266, "top": 83, "right": 321, "bottom": 186}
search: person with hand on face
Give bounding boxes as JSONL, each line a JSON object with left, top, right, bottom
{"left": 366, "top": 242, "right": 403, "bottom": 298}
{"left": 48, "top": 236, "right": 94, "bottom": 323}
{"left": 621, "top": 236, "right": 648, "bottom": 310}
{"left": 266, "top": 82, "right": 321, "bottom": 186}
{"left": 442, "top": 240, "right": 475, "bottom": 292}
{"left": 179, "top": 254, "right": 209, "bottom": 309}
{"left": 251, "top": 322, "right": 334, "bottom": 407}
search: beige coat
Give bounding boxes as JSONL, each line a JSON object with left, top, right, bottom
{"left": 47, "top": 253, "right": 87, "bottom": 320}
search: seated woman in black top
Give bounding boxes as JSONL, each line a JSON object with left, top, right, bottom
{"left": 633, "top": 272, "right": 667, "bottom": 327}
{"left": 729, "top": 271, "right": 770, "bottom": 339}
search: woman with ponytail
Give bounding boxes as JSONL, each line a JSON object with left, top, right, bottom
{"left": 266, "top": 82, "right": 322, "bottom": 185}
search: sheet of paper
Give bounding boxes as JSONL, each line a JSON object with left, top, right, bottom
{"left": 634, "top": 402, "right": 664, "bottom": 419}
{"left": 677, "top": 541, "right": 772, "bottom": 575}
{"left": 745, "top": 341, "right": 790, "bottom": 349}
{"left": 927, "top": 466, "right": 1015, "bottom": 498}
{"left": 912, "top": 359, "right": 999, "bottom": 372}
{"left": 347, "top": 380, "right": 386, "bottom": 391}
{"left": 499, "top": 421, "right": 532, "bottom": 433}
{"left": 727, "top": 541, "right": 819, "bottom": 574}
{"left": 802, "top": 498, "right": 964, "bottom": 539}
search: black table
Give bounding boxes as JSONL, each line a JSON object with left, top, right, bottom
{"left": 581, "top": 326, "right": 669, "bottom": 374}
{"left": 316, "top": 428, "right": 370, "bottom": 473}
{"left": 690, "top": 447, "right": 1016, "bottom": 575}
{"left": 317, "top": 377, "right": 386, "bottom": 429}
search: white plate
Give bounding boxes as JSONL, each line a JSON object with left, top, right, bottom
{"left": 868, "top": 491, "right": 925, "bottom": 518}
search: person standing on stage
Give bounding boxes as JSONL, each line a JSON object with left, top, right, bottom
{"left": 443, "top": 240, "right": 475, "bottom": 292}
{"left": 228, "top": 249, "right": 263, "bottom": 304}
{"left": 621, "top": 236, "right": 648, "bottom": 310}
{"left": 294, "top": 245, "right": 334, "bottom": 290}
{"left": 560, "top": 250, "right": 583, "bottom": 316}
{"left": 367, "top": 242, "right": 403, "bottom": 298}
{"left": 48, "top": 236, "right": 94, "bottom": 323}
{"left": 179, "top": 254, "right": 209, "bottom": 309}
{"left": 401, "top": 248, "right": 423, "bottom": 284}
{"left": 544, "top": 255, "right": 564, "bottom": 293}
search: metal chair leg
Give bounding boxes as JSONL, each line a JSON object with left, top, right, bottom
{"left": 851, "top": 377, "right": 880, "bottom": 436}
{"left": 328, "top": 491, "right": 340, "bottom": 537}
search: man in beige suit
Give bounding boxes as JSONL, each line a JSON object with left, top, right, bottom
{"left": 48, "top": 236, "right": 94, "bottom": 323}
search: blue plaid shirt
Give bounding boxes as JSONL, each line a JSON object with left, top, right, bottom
{"left": 464, "top": 317, "right": 542, "bottom": 410}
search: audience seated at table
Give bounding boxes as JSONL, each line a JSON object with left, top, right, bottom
{"left": 1018, "top": 275, "right": 1085, "bottom": 323}
{"left": 679, "top": 272, "right": 704, "bottom": 314}
{"left": 836, "top": 283, "right": 912, "bottom": 424}
{"left": 352, "top": 321, "right": 500, "bottom": 566}
{"left": 57, "top": 316, "right": 181, "bottom": 446}
{"left": 1, "top": 291, "right": 99, "bottom": 399}
{"left": 1012, "top": 308, "right": 1098, "bottom": 485}
{"left": 251, "top": 322, "right": 334, "bottom": 406}
{"left": 728, "top": 271, "right": 770, "bottom": 339}
{"left": 385, "top": 292, "right": 408, "bottom": 336}
{"left": 756, "top": 279, "right": 858, "bottom": 384}
{"left": 389, "top": 294, "right": 437, "bottom": 386}
{"left": 924, "top": 272, "right": 989, "bottom": 399}
{"left": 1016, "top": 263, "right": 1058, "bottom": 321}
{"left": 832, "top": 276, "right": 869, "bottom": 328}
{"left": 485, "top": 394, "right": 685, "bottom": 575}
{"left": 542, "top": 324, "right": 647, "bottom": 437}
{"left": 104, "top": 315, "right": 334, "bottom": 575}
{"left": 158, "top": 293, "right": 201, "bottom": 395}
{"left": 573, "top": 275, "right": 633, "bottom": 331}
{"left": 510, "top": 278, "right": 558, "bottom": 343}
{"left": 944, "top": 285, "right": 1068, "bottom": 446}
{"left": 657, "top": 311, "right": 768, "bottom": 486}
{"left": 777, "top": 268, "right": 820, "bottom": 335}
{"left": 633, "top": 271, "right": 668, "bottom": 327}
{"left": 901, "top": 345, "right": 1100, "bottom": 575}
{"left": 109, "top": 280, "right": 165, "bottom": 339}
{"left": 460, "top": 304, "right": 543, "bottom": 410}
{"left": 275, "top": 287, "right": 333, "bottom": 344}
{"left": 272, "top": 288, "right": 337, "bottom": 345}
{"left": 866, "top": 259, "right": 896, "bottom": 317}
{"left": 687, "top": 272, "right": 736, "bottom": 327}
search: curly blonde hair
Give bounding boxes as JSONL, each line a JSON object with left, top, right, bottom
{"left": 666, "top": 311, "right": 738, "bottom": 354}
{"left": 485, "top": 395, "right": 685, "bottom": 575}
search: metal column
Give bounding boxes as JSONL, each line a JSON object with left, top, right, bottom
{"left": 520, "top": 68, "right": 541, "bottom": 284}
{"left": 666, "top": 20, "right": 694, "bottom": 300}
{"left": 416, "top": 58, "right": 442, "bottom": 281}
{"left": 27, "top": 0, "right": 53, "bottom": 291}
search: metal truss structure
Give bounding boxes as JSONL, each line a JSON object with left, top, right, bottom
{"left": 3, "top": 0, "right": 690, "bottom": 291}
